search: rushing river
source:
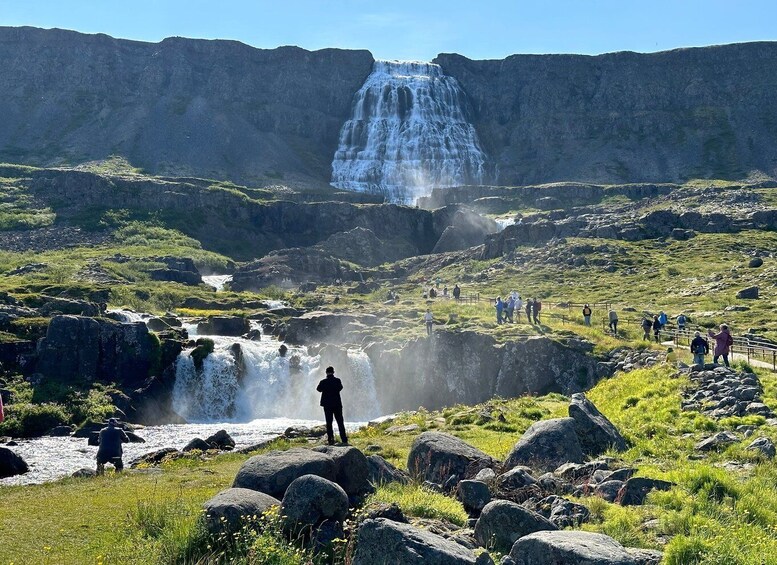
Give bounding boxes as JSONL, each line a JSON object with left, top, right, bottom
{"left": 1, "top": 418, "right": 364, "bottom": 486}
{"left": 2, "top": 312, "right": 378, "bottom": 486}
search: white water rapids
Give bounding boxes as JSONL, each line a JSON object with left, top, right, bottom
{"left": 331, "top": 60, "right": 490, "bottom": 203}
{"left": 2, "top": 322, "right": 381, "bottom": 486}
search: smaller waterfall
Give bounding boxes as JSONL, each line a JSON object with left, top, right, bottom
{"left": 202, "top": 274, "right": 233, "bottom": 292}
{"left": 331, "top": 60, "right": 491, "bottom": 203}
{"left": 172, "top": 338, "right": 382, "bottom": 422}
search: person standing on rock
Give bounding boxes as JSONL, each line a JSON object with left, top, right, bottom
{"left": 96, "top": 418, "right": 129, "bottom": 475}
{"left": 424, "top": 308, "right": 434, "bottom": 336}
{"left": 690, "top": 331, "right": 709, "bottom": 366}
{"left": 317, "top": 366, "right": 348, "bottom": 446}
{"left": 708, "top": 324, "right": 733, "bottom": 367}
{"left": 582, "top": 304, "right": 592, "bottom": 326}
{"left": 608, "top": 309, "right": 619, "bottom": 336}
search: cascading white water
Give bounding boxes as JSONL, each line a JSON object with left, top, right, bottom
{"left": 172, "top": 337, "right": 382, "bottom": 423}
{"left": 331, "top": 60, "right": 490, "bottom": 203}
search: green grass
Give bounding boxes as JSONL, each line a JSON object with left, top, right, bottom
{"left": 366, "top": 483, "right": 468, "bottom": 526}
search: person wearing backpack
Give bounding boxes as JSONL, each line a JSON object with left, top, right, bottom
{"left": 690, "top": 331, "right": 709, "bottom": 366}
{"left": 708, "top": 324, "right": 733, "bottom": 367}
{"left": 582, "top": 304, "right": 592, "bottom": 326}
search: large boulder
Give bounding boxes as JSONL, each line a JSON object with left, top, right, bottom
{"left": 312, "top": 445, "right": 373, "bottom": 496}
{"left": 0, "top": 447, "right": 29, "bottom": 478}
{"left": 568, "top": 393, "right": 627, "bottom": 455}
{"left": 196, "top": 316, "right": 250, "bottom": 336}
{"left": 35, "top": 315, "right": 155, "bottom": 386}
{"left": 504, "top": 418, "right": 584, "bottom": 473}
{"left": 509, "top": 530, "right": 660, "bottom": 565}
{"left": 280, "top": 474, "right": 349, "bottom": 530}
{"left": 474, "top": 500, "right": 556, "bottom": 553}
{"left": 736, "top": 286, "right": 759, "bottom": 300}
{"left": 407, "top": 432, "right": 497, "bottom": 485}
{"left": 202, "top": 488, "right": 280, "bottom": 535}
{"left": 232, "top": 448, "right": 337, "bottom": 498}
{"left": 205, "top": 429, "right": 236, "bottom": 450}
{"left": 352, "top": 518, "right": 478, "bottom": 565}
{"left": 457, "top": 480, "right": 491, "bottom": 514}
{"left": 617, "top": 477, "right": 673, "bottom": 506}
{"left": 366, "top": 454, "right": 411, "bottom": 486}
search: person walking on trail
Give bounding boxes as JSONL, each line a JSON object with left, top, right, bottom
{"left": 533, "top": 298, "right": 542, "bottom": 324}
{"left": 515, "top": 294, "right": 523, "bottom": 321}
{"left": 658, "top": 311, "right": 668, "bottom": 329}
{"left": 677, "top": 313, "right": 687, "bottom": 332}
{"left": 453, "top": 284, "right": 461, "bottom": 301}
{"left": 96, "top": 417, "right": 129, "bottom": 475}
{"left": 495, "top": 297, "right": 505, "bottom": 325}
{"left": 608, "top": 309, "right": 619, "bottom": 336}
{"left": 690, "top": 331, "right": 709, "bottom": 367}
{"left": 317, "top": 366, "right": 348, "bottom": 446}
{"left": 708, "top": 324, "right": 733, "bottom": 367}
{"left": 525, "top": 298, "right": 533, "bottom": 323}
{"left": 582, "top": 304, "right": 592, "bottom": 326}
{"left": 506, "top": 295, "right": 515, "bottom": 323}
{"left": 424, "top": 308, "right": 434, "bottom": 336}
{"left": 652, "top": 315, "right": 662, "bottom": 343}
{"left": 641, "top": 317, "right": 653, "bottom": 340}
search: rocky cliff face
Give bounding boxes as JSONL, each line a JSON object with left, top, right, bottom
{"left": 435, "top": 43, "right": 777, "bottom": 184}
{"left": 2, "top": 27, "right": 775, "bottom": 189}
{"left": 0, "top": 27, "right": 373, "bottom": 185}
{"left": 366, "top": 332, "right": 610, "bottom": 413}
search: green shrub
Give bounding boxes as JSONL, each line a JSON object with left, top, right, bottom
{"left": 0, "top": 402, "right": 68, "bottom": 437}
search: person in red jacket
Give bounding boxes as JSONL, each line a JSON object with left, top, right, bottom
{"left": 317, "top": 366, "right": 348, "bottom": 446}
{"left": 708, "top": 324, "right": 734, "bottom": 367}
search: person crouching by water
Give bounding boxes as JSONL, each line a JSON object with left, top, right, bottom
{"left": 96, "top": 417, "right": 129, "bottom": 475}
{"left": 317, "top": 366, "right": 348, "bottom": 446}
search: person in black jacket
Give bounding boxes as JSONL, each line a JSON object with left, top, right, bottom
{"left": 317, "top": 366, "right": 348, "bottom": 445}
{"left": 690, "top": 331, "right": 709, "bottom": 367}
{"left": 96, "top": 418, "right": 129, "bottom": 475}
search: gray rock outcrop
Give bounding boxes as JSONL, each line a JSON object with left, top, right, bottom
{"left": 312, "top": 445, "right": 373, "bottom": 497}
{"left": 352, "top": 518, "right": 478, "bottom": 565}
{"left": 568, "top": 393, "right": 627, "bottom": 455}
{"left": 504, "top": 418, "right": 584, "bottom": 473}
{"left": 474, "top": 500, "right": 556, "bottom": 553}
{"left": 407, "top": 432, "right": 497, "bottom": 485}
{"left": 509, "top": 530, "right": 660, "bottom": 565}
{"left": 0, "top": 446, "right": 29, "bottom": 478}
{"left": 203, "top": 488, "right": 280, "bottom": 535}
{"left": 35, "top": 315, "right": 155, "bottom": 386}
{"left": 232, "top": 448, "right": 337, "bottom": 498}
{"left": 280, "top": 474, "right": 348, "bottom": 530}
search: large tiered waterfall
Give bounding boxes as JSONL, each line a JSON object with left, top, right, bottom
{"left": 331, "top": 60, "right": 490, "bottom": 203}
{"left": 172, "top": 337, "right": 381, "bottom": 423}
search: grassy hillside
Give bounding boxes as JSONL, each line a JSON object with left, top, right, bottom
{"left": 1, "top": 364, "right": 776, "bottom": 564}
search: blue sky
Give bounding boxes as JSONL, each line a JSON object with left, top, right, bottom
{"left": 1, "top": 0, "right": 775, "bottom": 61}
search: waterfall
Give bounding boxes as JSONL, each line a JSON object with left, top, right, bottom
{"left": 172, "top": 337, "right": 382, "bottom": 422}
{"left": 331, "top": 60, "right": 491, "bottom": 203}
